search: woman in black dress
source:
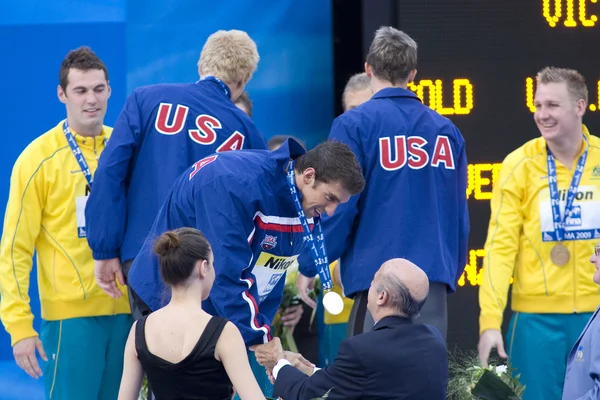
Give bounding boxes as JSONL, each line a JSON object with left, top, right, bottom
{"left": 118, "top": 228, "right": 265, "bottom": 400}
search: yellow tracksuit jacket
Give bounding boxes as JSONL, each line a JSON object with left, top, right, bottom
{"left": 0, "top": 121, "right": 130, "bottom": 346}
{"left": 480, "top": 126, "right": 600, "bottom": 333}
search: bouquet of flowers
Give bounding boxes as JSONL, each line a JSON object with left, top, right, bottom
{"left": 271, "top": 267, "right": 321, "bottom": 352}
{"left": 138, "top": 376, "right": 148, "bottom": 400}
{"left": 447, "top": 350, "right": 525, "bottom": 400}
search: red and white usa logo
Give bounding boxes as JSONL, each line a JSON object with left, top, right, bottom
{"left": 261, "top": 235, "right": 277, "bottom": 250}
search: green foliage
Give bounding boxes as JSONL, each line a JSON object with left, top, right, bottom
{"left": 447, "top": 349, "right": 525, "bottom": 400}
{"left": 272, "top": 271, "right": 322, "bottom": 351}
{"left": 138, "top": 376, "right": 148, "bottom": 400}
{"left": 471, "top": 370, "right": 521, "bottom": 400}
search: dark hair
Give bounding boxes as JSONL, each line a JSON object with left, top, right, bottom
{"left": 376, "top": 275, "right": 426, "bottom": 319}
{"left": 153, "top": 228, "right": 212, "bottom": 287}
{"left": 268, "top": 134, "right": 306, "bottom": 151}
{"left": 59, "top": 46, "right": 109, "bottom": 92}
{"left": 294, "top": 140, "right": 365, "bottom": 195}
{"left": 366, "top": 27, "right": 417, "bottom": 85}
{"left": 234, "top": 91, "right": 253, "bottom": 117}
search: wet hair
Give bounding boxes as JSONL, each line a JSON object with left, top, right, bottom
{"left": 153, "top": 228, "right": 211, "bottom": 287}
{"left": 234, "top": 91, "right": 253, "bottom": 117}
{"left": 536, "top": 66, "right": 588, "bottom": 104}
{"left": 59, "top": 46, "right": 108, "bottom": 92}
{"left": 366, "top": 27, "right": 417, "bottom": 85}
{"left": 198, "top": 29, "right": 259, "bottom": 85}
{"left": 294, "top": 140, "right": 365, "bottom": 195}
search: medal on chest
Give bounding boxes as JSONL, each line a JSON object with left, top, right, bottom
{"left": 550, "top": 243, "right": 570, "bottom": 266}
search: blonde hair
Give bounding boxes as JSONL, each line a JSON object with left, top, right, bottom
{"left": 536, "top": 66, "right": 588, "bottom": 104}
{"left": 198, "top": 30, "right": 259, "bottom": 85}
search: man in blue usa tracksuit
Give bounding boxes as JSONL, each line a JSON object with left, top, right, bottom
{"left": 297, "top": 27, "right": 469, "bottom": 340}
{"left": 128, "top": 139, "right": 364, "bottom": 394}
{"left": 85, "top": 30, "right": 267, "bottom": 305}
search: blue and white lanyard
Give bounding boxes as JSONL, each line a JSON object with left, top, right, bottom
{"left": 63, "top": 121, "right": 94, "bottom": 188}
{"left": 286, "top": 160, "right": 333, "bottom": 290}
{"left": 546, "top": 136, "right": 589, "bottom": 242}
{"left": 198, "top": 76, "right": 230, "bottom": 98}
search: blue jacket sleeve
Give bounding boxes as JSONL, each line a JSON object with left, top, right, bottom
{"left": 298, "top": 115, "right": 363, "bottom": 277}
{"left": 455, "top": 131, "right": 470, "bottom": 287}
{"left": 576, "top": 320, "right": 600, "bottom": 399}
{"left": 273, "top": 339, "right": 366, "bottom": 400}
{"left": 194, "top": 176, "right": 273, "bottom": 346}
{"left": 86, "top": 90, "right": 142, "bottom": 260}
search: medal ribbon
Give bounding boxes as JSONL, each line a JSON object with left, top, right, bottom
{"left": 286, "top": 160, "right": 333, "bottom": 290}
{"left": 546, "top": 137, "right": 588, "bottom": 242}
{"left": 63, "top": 121, "right": 94, "bottom": 188}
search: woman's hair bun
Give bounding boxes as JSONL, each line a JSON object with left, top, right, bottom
{"left": 153, "top": 231, "right": 181, "bottom": 256}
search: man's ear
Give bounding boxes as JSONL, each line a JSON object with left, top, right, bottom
{"left": 407, "top": 69, "right": 417, "bottom": 84}
{"left": 57, "top": 85, "right": 67, "bottom": 104}
{"left": 576, "top": 98, "right": 586, "bottom": 117}
{"left": 302, "top": 167, "right": 316, "bottom": 186}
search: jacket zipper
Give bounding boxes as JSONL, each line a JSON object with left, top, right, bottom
{"left": 573, "top": 244, "right": 577, "bottom": 312}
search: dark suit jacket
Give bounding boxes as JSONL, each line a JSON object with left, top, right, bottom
{"left": 273, "top": 316, "right": 448, "bottom": 400}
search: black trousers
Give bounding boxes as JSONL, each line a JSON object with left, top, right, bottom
{"left": 346, "top": 281, "right": 448, "bottom": 339}
{"left": 123, "top": 260, "right": 153, "bottom": 321}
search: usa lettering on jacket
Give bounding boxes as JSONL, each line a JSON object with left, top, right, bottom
{"left": 154, "top": 102, "right": 245, "bottom": 151}
{"left": 379, "top": 135, "right": 455, "bottom": 170}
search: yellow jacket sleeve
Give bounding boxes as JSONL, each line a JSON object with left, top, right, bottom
{"left": 0, "top": 149, "right": 46, "bottom": 345}
{"left": 479, "top": 153, "right": 524, "bottom": 334}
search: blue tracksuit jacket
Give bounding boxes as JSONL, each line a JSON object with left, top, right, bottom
{"left": 128, "top": 140, "right": 312, "bottom": 346}
{"left": 85, "top": 77, "right": 267, "bottom": 262}
{"left": 299, "top": 87, "right": 469, "bottom": 296}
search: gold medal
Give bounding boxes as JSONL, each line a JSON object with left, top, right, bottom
{"left": 550, "top": 243, "right": 570, "bottom": 266}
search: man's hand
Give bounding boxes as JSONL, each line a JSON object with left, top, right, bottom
{"left": 95, "top": 258, "right": 125, "bottom": 298}
{"left": 250, "top": 337, "right": 285, "bottom": 370}
{"left": 478, "top": 329, "right": 507, "bottom": 367}
{"left": 296, "top": 273, "right": 316, "bottom": 309}
{"left": 284, "top": 351, "right": 316, "bottom": 376}
{"left": 281, "top": 304, "right": 303, "bottom": 332}
{"left": 13, "top": 337, "right": 48, "bottom": 379}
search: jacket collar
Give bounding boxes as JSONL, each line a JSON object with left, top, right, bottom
{"left": 60, "top": 120, "right": 107, "bottom": 149}
{"left": 537, "top": 124, "right": 593, "bottom": 158}
{"left": 196, "top": 76, "right": 231, "bottom": 99}
{"left": 371, "top": 87, "right": 422, "bottom": 102}
{"left": 271, "top": 138, "right": 307, "bottom": 174}
{"left": 372, "top": 315, "right": 413, "bottom": 331}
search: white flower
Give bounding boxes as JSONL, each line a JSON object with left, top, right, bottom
{"left": 495, "top": 365, "right": 508, "bottom": 375}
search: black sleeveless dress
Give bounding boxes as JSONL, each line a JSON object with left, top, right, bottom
{"left": 135, "top": 315, "right": 234, "bottom": 400}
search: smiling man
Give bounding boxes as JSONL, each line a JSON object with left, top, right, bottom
{"left": 0, "top": 47, "right": 132, "bottom": 400}
{"left": 126, "top": 139, "right": 364, "bottom": 394}
{"left": 478, "top": 67, "right": 600, "bottom": 400}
